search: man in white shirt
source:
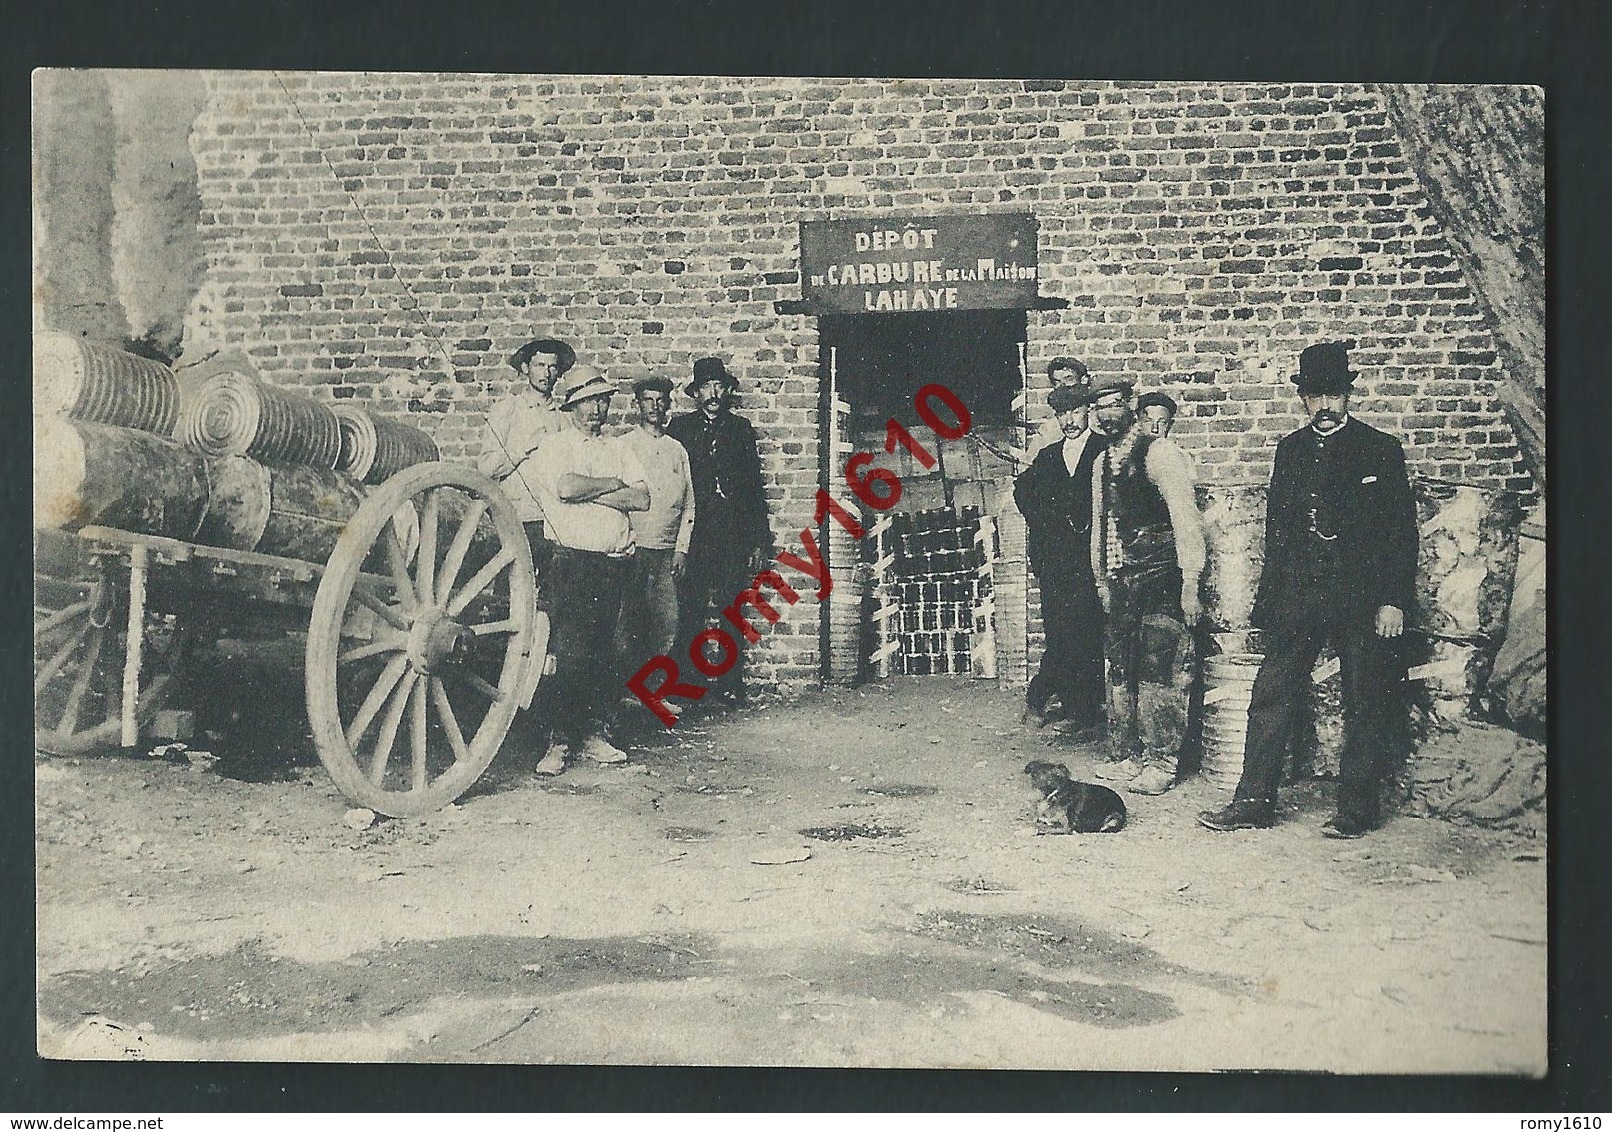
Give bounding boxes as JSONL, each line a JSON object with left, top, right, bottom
{"left": 477, "top": 337, "right": 575, "bottom": 581}
{"left": 614, "top": 375, "right": 696, "bottom": 681}
{"left": 517, "top": 366, "right": 650, "bottom": 776}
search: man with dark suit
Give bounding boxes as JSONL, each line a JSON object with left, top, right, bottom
{"left": 667, "top": 357, "right": 771, "bottom": 710}
{"left": 1013, "top": 382, "right": 1107, "bottom": 732}
{"left": 1199, "top": 342, "right": 1417, "bottom": 839}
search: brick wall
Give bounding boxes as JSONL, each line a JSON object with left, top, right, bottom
{"left": 183, "top": 74, "right": 1535, "bottom": 687}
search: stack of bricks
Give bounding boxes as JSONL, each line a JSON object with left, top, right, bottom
{"left": 181, "top": 75, "right": 1535, "bottom": 689}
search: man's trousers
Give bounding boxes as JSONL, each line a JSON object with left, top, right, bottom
{"left": 676, "top": 540, "right": 755, "bottom": 703}
{"left": 531, "top": 546, "right": 629, "bottom": 749}
{"left": 1104, "top": 564, "right": 1197, "bottom": 772}
{"left": 1027, "top": 566, "right": 1105, "bottom": 728}
{"left": 615, "top": 546, "right": 680, "bottom": 665}
{"left": 1233, "top": 592, "right": 1404, "bottom": 826}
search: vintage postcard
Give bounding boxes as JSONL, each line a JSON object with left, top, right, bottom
{"left": 32, "top": 71, "right": 1545, "bottom": 1072}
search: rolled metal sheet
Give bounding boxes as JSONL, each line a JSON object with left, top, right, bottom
{"left": 34, "top": 415, "right": 208, "bottom": 539}
{"left": 34, "top": 332, "right": 180, "bottom": 436}
{"left": 332, "top": 403, "right": 440, "bottom": 484}
{"left": 181, "top": 370, "right": 342, "bottom": 470}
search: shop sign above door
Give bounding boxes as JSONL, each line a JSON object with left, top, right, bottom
{"left": 799, "top": 213, "right": 1039, "bottom": 313}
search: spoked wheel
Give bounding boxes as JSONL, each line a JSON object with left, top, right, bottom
{"left": 306, "top": 462, "right": 538, "bottom": 817}
{"left": 34, "top": 566, "right": 187, "bottom": 754}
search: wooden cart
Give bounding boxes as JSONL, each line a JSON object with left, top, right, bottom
{"left": 33, "top": 462, "right": 544, "bottom": 817}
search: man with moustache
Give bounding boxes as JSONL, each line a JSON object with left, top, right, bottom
{"left": 478, "top": 337, "right": 577, "bottom": 582}
{"left": 1088, "top": 375, "right": 1207, "bottom": 795}
{"left": 667, "top": 357, "right": 771, "bottom": 711}
{"left": 1199, "top": 342, "right": 1416, "bottom": 838}
{"left": 519, "top": 366, "right": 650, "bottom": 776}
{"left": 1013, "top": 382, "right": 1107, "bottom": 732}
{"left": 1029, "top": 356, "right": 1096, "bottom": 455}
{"left": 614, "top": 375, "right": 697, "bottom": 706}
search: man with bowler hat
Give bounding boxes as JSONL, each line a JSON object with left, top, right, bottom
{"left": 667, "top": 357, "right": 771, "bottom": 709}
{"left": 478, "top": 337, "right": 578, "bottom": 584}
{"left": 1013, "top": 381, "right": 1107, "bottom": 731}
{"left": 1199, "top": 342, "right": 1416, "bottom": 838}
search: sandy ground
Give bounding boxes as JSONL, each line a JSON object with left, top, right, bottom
{"left": 35, "top": 676, "right": 1546, "bottom": 1073}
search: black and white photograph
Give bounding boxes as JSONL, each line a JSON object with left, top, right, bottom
{"left": 30, "top": 68, "right": 1551, "bottom": 1076}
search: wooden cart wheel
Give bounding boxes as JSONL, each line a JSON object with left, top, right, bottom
{"left": 306, "top": 461, "right": 538, "bottom": 817}
{"left": 34, "top": 568, "right": 187, "bottom": 755}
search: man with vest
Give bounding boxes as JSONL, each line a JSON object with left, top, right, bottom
{"left": 1013, "top": 382, "right": 1107, "bottom": 732}
{"left": 1089, "top": 375, "right": 1207, "bottom": 795}
{"left": 1199, "top": 342, "right": 1416, "bottom": 838}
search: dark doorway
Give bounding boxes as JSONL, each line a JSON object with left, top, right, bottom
{"left": 817, "top": 310, "right": 1026, "bottom": 683}
{"left": 820, "top": 309, "right": 1025, "bottom": 433}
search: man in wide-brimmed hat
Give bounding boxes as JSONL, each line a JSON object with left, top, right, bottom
{"left": 1013, "top": 380, "right": 1108, "bottom": 732}
{"left": 478, "top": 337, "right": 578, "bottom": 580}
{"left": 1199, "top": 341, "right": 1416, "bottom": 839}
{"left": 518, "top": 365, "right": 650, "bottom": 776}
{"left": 1088, "top": 373, "right": 1207, "bottom": 796}
{"left": 666, "top": 356, "right": 771, "bottom": 711}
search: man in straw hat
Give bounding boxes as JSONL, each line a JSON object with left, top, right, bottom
{"left": 518, "top": 365, "right": 650, "bottom": 776}
{"left": 667, "top": 357, "right": 771, "bottom": 711}
{"left": 1199, "top": 342, "right": 1416, "bottom": 838}
{"left": 1088, "top": 374, "right": 1207, "bottom": 796}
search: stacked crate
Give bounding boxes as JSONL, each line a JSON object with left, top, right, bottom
{"left": 874, "top": 506, "right": 986, "bottom": 676}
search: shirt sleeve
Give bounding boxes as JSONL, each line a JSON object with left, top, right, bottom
{"left": 674, "top": 447, "right": 696, "bottom": 555}
{"left": 1146, "top": 438, "right": 1206, "bottom": 580}
{"left": 478, "top": 398, "right": 515, "bottom": 479}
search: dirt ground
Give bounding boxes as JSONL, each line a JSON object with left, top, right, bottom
{"left": 35, "top": 675, "right": 1546, "bottom": 1073}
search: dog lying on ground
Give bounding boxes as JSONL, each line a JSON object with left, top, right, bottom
{"left": 1024, "top": 760, "right": 1127, "bottom": 833}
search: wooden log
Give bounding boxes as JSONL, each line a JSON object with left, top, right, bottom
{"left": 35, "top": 415, "right": 209, "bottom": 540}
{"left": 180, "top": 369, "right": 343, "bottom": 470}
{"left": 332, "top": 403, "right": 440, "bottom": 484}
{"left": 34, "top": 332, "right": 179, "bottom": 436}
{"left": 197, "top": 455, "right": 365, "bottom": 563}
{"left": 35, "top": 415, "right": 367, "bottom": 566}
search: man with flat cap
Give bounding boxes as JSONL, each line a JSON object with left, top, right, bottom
{"left": 667, "top": 357, "right": 771, "bottom": 710}
{"left": 1089, "top": 374, "right": 1207, "bottom": 795}
{"left": 1014, "top": 381, "right": 1107, "bottom": 731}
{"left": 614, "top": 374, "right": 697, "bottom": 697}
{"left": 1200, "top": 342, "right": 1416, "bottom": 838}
{"left": 1029, "top": 356, "right": 1096, "bottom": 456}
{"left": 478, "top": 337, "right": 578, "bottom": 583}
{"left": 518, "top": 365, "right": 650, "bottom": 776}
